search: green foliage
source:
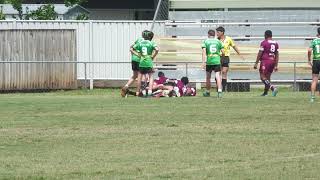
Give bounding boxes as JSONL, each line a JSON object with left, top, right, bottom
{"left": 64, "top": 0, "right": 87, "bottom": 7}
{"left": 28, "top": 4, "right": 57, "bottom": 20}
{"left": 9, "top": 0, "right": 22, "bottom": 19}
{"left": 0, "top": 0, "right": 10, "bottom": 4}
{"left": 2, "top": 0, "right": 88, "bottom": 20}
{"left": 0, "top": 6, "right": 5, "bottom": 20}
{"left": 76, "top": 12, "right": 89, "bottom": 20}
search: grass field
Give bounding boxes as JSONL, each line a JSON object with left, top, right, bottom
{"left": 0, "top": 89, "right": 320, "bottom": 179}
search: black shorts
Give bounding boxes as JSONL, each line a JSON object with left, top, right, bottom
{"left": 221, "top": 56, "right": 230, "bottom": 67}
{"left": 206, "top": 65, "right": 221, "bottom": 73}
{"left": 312, "top": 60, "right": 320, "bottom": 74}
{"left": 139, "top": 67, "right": 153, "bottom": 74}
{"left": 131, "top": 61, "right": 140, "bottom": 71}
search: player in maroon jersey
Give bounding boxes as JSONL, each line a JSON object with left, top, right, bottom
{"left": 254, "top": 30, "right": 279, "bottom": 96}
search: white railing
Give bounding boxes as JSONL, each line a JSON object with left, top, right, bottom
{"left": 0, "top": 61, "right": 314, "bottom": 91}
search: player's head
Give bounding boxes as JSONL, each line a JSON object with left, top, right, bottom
{"left": 142, "top": 30, "right": 149, "bottom": 38}
{"left": 158, "top": 71, "right": 165, "bottom": 77}
{"left": 265, "top": 30, "right": 272, "bottom": 39}
{"left": 216, "top": 26, "right": 225, "bottom": 38}
{"left": 184, "top": 87, "right": 196, "bottom": 96}
{"left": 147, "top": 31, "right": 154, "bottom": 41}
{"left": 181, "top": 77, "right": 189, "bottom": 85}
{"left": 207, "top": 30, "right": 215, "bottom": 37}
{"left": 317, "top": 27, "right": 320, "bottom": 36}
{"left": 168, "top": 89, "right": 176, "bottom": 97}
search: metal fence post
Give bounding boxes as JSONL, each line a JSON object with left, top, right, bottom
{"left": 89, "top": 21, "right": 94, "bottom": 91}
{"left": 90, "top": 63, "right": 94, "bottom": 90}
{"left": 84, "top": 62, "right": 87, "bottom": 89}
{"left": 293, "top": 62, "right": 297, "bottom": 91}
{"left": 185, "top": 63, "right": 188, "bottom": 77}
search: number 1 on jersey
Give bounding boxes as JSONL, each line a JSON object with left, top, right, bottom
{"left": 316, "top": 45, "right": 320, "bottom": 54}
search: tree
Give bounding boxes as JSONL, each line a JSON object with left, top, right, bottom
{"left": 0, "top": 6, "right": 6, "bottom": 20}
{"left": 76, "top": 12, "right": 88, "bottom": 20}
{"left": 9, "top": 0, "right": 23, "bottom": 19}
{"left": 0, "top": 0, "right": 10, "bottom": 3}
{"left": 2, "top": 0, "right": 88, "bottom": 20}
{"left": 29, "top": 4, "right": 57, "bottom": 20}
{"left": 64, "top": 0, "right": 87, "bottom": 7}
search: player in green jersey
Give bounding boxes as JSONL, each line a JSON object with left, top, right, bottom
{"left": 131, "top": 31, "right": 159, "bottom": 97}
{"left": 201, "top": 29, "right": 224, "bottom": 98}
{"left": 308, "top": 27, "right": 320, "bottom": 102}
{"left": 121, "top": 30, "right": 149, "bottom": 97}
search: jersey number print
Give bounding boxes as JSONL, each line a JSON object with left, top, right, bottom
{"left": 142, "top": 47, "right": 148, "bottom": 56}
{"left": 210, "top": 45, "right": 217, "bottom": 53}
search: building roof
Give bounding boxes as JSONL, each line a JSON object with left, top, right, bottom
{"left": 169, "top": 0, "right": 320, "bottom": 9}
{"left": 0, "top": 4, "right": 89, "bottom": 15}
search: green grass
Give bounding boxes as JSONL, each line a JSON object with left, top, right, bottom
{"left": 0, "top": 89, "right": 320, "bottom": 179}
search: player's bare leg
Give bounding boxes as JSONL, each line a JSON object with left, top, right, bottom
{"left": 266, "top": 74, "right": 278, "bottom": 97}
{"left": 215, "top": 71, "right": 223, "bottom": 98}
{"left": 260, "top": 72, "right": 277, "bottom": 96}
{"left": 310, "top": 74, "right": 319, "bottom": 102}
{"left": 147, "top": 72, "right": 154, "bottom": 96}
{"left": 221, "top": 67, "right": 229, "bottom": 92}
{"left": 260, "top": 73, "right": 269, "bottom": 96}
{"left": 121, "top": 71, "right": 138, "bottom": 97}
{"left": 203, "top": 71, "right": 212, "bottom": 97}
{"left": 136, "top": 73, "right": 143, "bottom": 97}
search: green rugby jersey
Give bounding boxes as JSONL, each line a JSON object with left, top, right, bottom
{"left": 131, "top": 37, "right": 144, "bottom": 62}
{"left": 133, "top": 40, "right": 157, "bottom": 68}
{"left": 310, "top": 38, "right": 320, "bottom": 60}
{"left": 202, "top": 38, "right": 224, "bottom": 65}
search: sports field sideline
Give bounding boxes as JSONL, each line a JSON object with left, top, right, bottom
{"left": 0, "top": 89, "right": 319, "bottom": 179}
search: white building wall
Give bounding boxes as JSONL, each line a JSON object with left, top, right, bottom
{"left": 0, "top": 20, "right": 166, "bottom": 79}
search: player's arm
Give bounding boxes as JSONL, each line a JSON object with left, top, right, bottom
{"left": 151, "top": 46, "right": 159, "bottom": 60}
{"left": 232, "top": 45, "right": 245, "bottom": 60}
{"left": 274, "top": 51, "right": 279, "bottom": 72}
{"left": 221, "top": 49, "right": 225, "bottom": 56}
{"left": 254, "top": 50, "right": 263, "bottom": 69}
{"left": 130, "top": 43, "right": 135, "bottom": 49}
{"left": 130, "top": 44, "right": 135, "bottom": 55}
{"left": 130, "top": 47, "right": 140, "bottom": 57}
{"left": 202, "top": 48, "right": 206, "bottom": 69}
{"left": 229, "top": 38, "right": 244, "bottom": 60}
{"left": 308, "top": 47, "right": 313, "bottom": 67}
{"left": 130, "top": 39, "right": 139, "bottom": 55}
{"left": 254, "top": 43, "right": 264, "bottom": 69}
{"left": 220, "top": 42, "right": 225, "bottom": 56}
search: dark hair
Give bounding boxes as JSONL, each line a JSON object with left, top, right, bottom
{"left": 142, "top": 30, "right": 149, "bottom": 38}
{"left": 147, "top": 31, "right": 154, "bottom": 41}
{"left": 158, "top": 71, "right": 165, "bottom": 77}
{"left": 216, "top": 26, "right": 225, "bottom": 33}
{"left": 208, "top": 29, "right": 215, "bottom": 37}
{"left": 265, "top": 30, "right": 272, "bottom": 38}
{"left": 181, "top": 77, "right": 189, "bottom": 85}
{"left": 318, "top": 27, "right": 320, "bottom": 35}
{"left": 168, "top": 90, "right": 176, "bottom": 97}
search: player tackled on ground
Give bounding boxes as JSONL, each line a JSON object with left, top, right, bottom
{"left": 202, "top": 29, "right": 224, "bottom": 98}
{"left": 216, "top": 26, "right": 244, "bottom": 92}
{"left": 307, "top": 27, "right": 320, "bottom": 102}
{"left": 254, "top": 30, "right": 279, "bottom": 97}
{"left": 131, "top": 31, "right": 159, "bottom": 97}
